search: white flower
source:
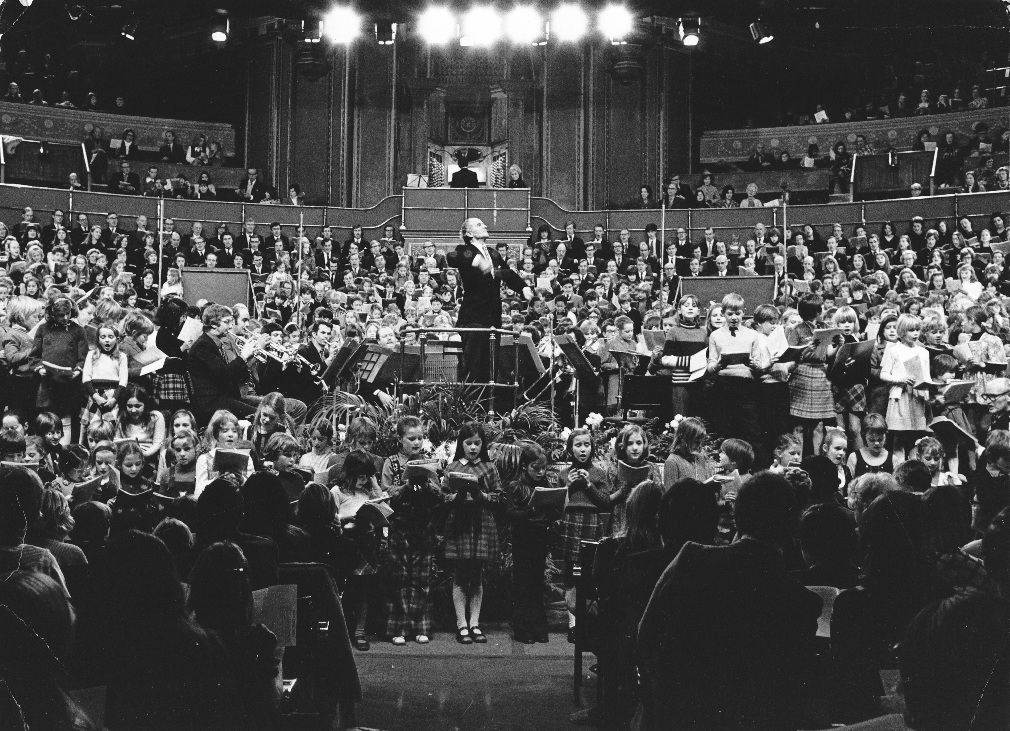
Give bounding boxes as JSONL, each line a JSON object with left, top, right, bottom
{"left": 559, "top": 427, "right": 573, "bottom": 442}
{"left": 585, "top": 412, "right": 603, "bottom": 428}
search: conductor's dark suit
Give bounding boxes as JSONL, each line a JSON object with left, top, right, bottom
{"left": 447, "top": 241, "right": 528, "bottom": 382}
{"left": 450, "top": 167, "right": 479, "bottom": 189}
{"left": 187, "top": 332, "right": 255, "bottom": 422}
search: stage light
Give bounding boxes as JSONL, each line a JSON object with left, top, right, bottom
{"left": 460, "top": 6, "right": 502, "bottom": 47}
{"left": 505, "top": 6, "right": 546, "bottom": 45}
{"left": 322, "top": 6, "right": 361, "bottom": 44}
{"left": 750, "top": 21, "right": 773, "bottom": 44}
{"left": 550, "top": 4, "right": 588, "bottom": 42}
{"left": 210, "top": 12, "right": 229, "bottom": 42}
{"left": 679, "top": 18, "right": 699, "bottom": 47}
{"left": 375, "top": 20, "right": 397, "bottom": 44}
{"left": 121, "top": 23, "right": 137, "bottom": 41}
{"left": 418, "top": 6, "right": 456, "bottom": 45}
{"left": 19, "top": 0, "right": 33, "bottom": 7}
{"left": 598, "top": 4, "right": 633, "bottom": 44}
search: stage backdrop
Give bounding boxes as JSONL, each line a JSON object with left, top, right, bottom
{"left": 679, "top": 276, "right": 776, "bottom": 314}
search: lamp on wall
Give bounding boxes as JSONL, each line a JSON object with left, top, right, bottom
{"left": 679, "top": 17, "right": 700, "bottom": 47}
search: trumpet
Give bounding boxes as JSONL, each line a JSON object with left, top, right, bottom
{"left": 292, "top": 351, "right": 322, "bottom": 376}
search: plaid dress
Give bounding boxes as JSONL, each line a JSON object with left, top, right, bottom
{"left": 788, "top": 322, "right": 836, "bottom": 421}
{"left": 441, "top": 458, "right": 502, "bottom": 561}
{"left": 559, "top": 463, "right": 614, "bottom": 569}
{"left": 382, "top": 454, "right": 442, "bottom": 638}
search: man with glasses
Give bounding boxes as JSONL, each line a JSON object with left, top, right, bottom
{"left": 983, "top": 378, "right": 1010, "bottom": 434}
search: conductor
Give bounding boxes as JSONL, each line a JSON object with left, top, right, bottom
{"left": 448, "top": 217, "right": 533, "bottom": 383}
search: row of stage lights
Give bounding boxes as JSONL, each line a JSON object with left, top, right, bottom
{"left": 314, "top": 4, "right": 680, "bottom": 47}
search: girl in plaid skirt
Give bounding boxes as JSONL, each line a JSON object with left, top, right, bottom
{"left": 788, "top": 294, "right": 837, "bottom": 457}
{"left": 559, "top": 427, "right": 614, "bottom": 641}
{"left": 441, "top": 422, "right": 503, "bottom": 645}
{"left": 381, "top": 416, "right": 442, "bottom": 646}
{"left": 829, "top": 307, "right": 867, "bottom": 450}
{"left": 80, "top": 323, "right": 128, "bottom": 439}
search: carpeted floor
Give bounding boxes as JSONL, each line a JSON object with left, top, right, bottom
{"left": 352, "top": 629, "right": 598, "bottom": 731}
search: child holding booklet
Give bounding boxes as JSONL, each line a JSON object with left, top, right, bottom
{"left": 607, "top": 423, "right": 662, "bottom": 535}
{"left": 195, "top": 409, "right": 254, "bottom": 496}
{"left": 80, "top": 323, "right": 127, "bottom": 438}
{"left": 880, "top": 314, "right": 931, "bottom": 462}
{"left": 559, "top": 427, "right": 614, "bottom": 642}
{"left": 381, "top": 416, "right": 442, "bottom": 646}
{"left": 299, "top": 422, "right": 339, "bottom": 482}
{"left": 441, "top": 421, "right": 503, "bottom": 645}
{"left": 505, "top": 442, "right": 561, "bottom": 644}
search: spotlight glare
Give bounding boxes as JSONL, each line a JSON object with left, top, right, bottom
{"left": 680, "top": 18, "right": 700, "bottom": 47}
{"left": 322, "top": 6, "right": 362, "bottom": 44}
{"left": 460, "top": 6, "right": 502, "bottom": 47}
{"left": 598, "top": 4, "right": 633, "bottom": 43}
{"left": 505, "top": 6, "right": 544, "bottom": 45}
{"left": 418, "top": 6, "right": 456, "bottom": 45}
{"left": 550, "top": 4, "right": 588, "bottom": 42}
{"left": 750, "top": 21, "right": 773, "bottom": 44}
{"left": 375, "top": 20, "right": 397, "bottom": 44}
{"left": 19, "top": 0, "right": 33, "bottom": 7}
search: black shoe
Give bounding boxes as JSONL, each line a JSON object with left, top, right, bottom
{"left": 535, "top": 633, "right": 550, "bottom": 643}
{"left": 568, "top": 627, "right": 577, "bottom": 644}
{"left": 456, "top": 627, "right": 473, "bottom": 645}
{"left": 469, "top": 626, "right": 487, "bottom": 643}
{"left": 353, "top": 634, "right": 370, "bottom": 651}
{"left": 514, "top": 634, "right": 536, "bottom": 644}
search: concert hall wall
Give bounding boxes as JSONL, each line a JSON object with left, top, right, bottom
{"left": 245, "top": 32, "right": 692, "bottom": 212}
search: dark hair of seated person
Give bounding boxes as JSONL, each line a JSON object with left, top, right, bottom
{"left": 75, "top": 529, "right": 244, "bottom": 730}
{"left": 657, "top": 478, "right": 719, "bottom": 553}
{"left": 893, "top": 458, "right": 932, "bottom": 493}
{"left": 241, "top": 471, "right": 311, "bottom": 562}
{"left": 733, "top": 471, "right": 800, "bottom": 548}
{"left": 198, "top": 478, "right": 245, "bottom": 539}
{"left": 0, "top": 571, "right": 93, "bottom": 731}
{"left": 901, "top": 591, "right": 1010, "bottom": 731}
{"left": 793, "top": 502, "right": 859, "bottom": 590}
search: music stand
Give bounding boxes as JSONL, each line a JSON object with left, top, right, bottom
{"left": 327, "top": 341, "right": 370, "bottom": 384}
{"left": 555, "top": 334, "right": 600, "bottom": 427}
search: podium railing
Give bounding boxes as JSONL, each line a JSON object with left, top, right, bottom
{"left": 394, "top": 327, "right": 523, "bottom": 415}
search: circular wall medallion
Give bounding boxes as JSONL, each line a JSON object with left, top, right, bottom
{"left": 847, "top": 132, "right": 857, "bottom": 142}
{"left": 732, "top": 140, "right": 742, "bottom": 149}
{"left": 929, "top": 126, "right": 939, "bottom": 136}
{"left": 44, "top": 119, "right": 54, "bottom": 129}
{"left": 808, "top": 136, "right": 818, "bottom": 145}
{"left": 460, "top": 116, "right": 477, "bottom": 133}
{"left": 0, "top": 114, "right": 10, "bottom": 124}
{"left": 84, "top": 123, "right": 93, "bottom": 132}
{"left": 770, "top": 138, "right": 779, "bottom": 147}
{"left": 888, "top": 129, "right": 898, "bottom": 139}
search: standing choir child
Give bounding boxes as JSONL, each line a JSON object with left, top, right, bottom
{"left": 333, "top": 449, "right": 386, "bottom": 651}
{"left": 608, "top": 424, "right": 662, "bottom": 536}
{"left": 31, "top": 296, "right": 89, "bottom": 444}
{"left": 441, "top": 421, "right": 502, "bottom": 645}
{"left": 504, "top": 442, "right": 560, "bottom": 644}
{"left": 866, "top": 314, "right": 899, "bottom": 418}
{"left": 559, "top": 427, "right": 614, "bottom": 641}
{"left": 880, "top": 314, "right": 931, "bottom": 462}
{"left": 80, "top": 323, "right": 127, "bottom": 438}
{"left": 752, "top": 304, "right": 792, "bottom": 461}
{"left": 705, "top": 293, "right": 766, "bottom": 449}
{"left": 788, "top": 294, "right": 837, "bottom": 457}
{"left": 830, "top": 306, "right": 866, "bottom": 450}
{"left": 381, "top": 416, "right": 442, "bottom": 646}
{"left": 663, "top": 417, "right": 714, "bottom": 486}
